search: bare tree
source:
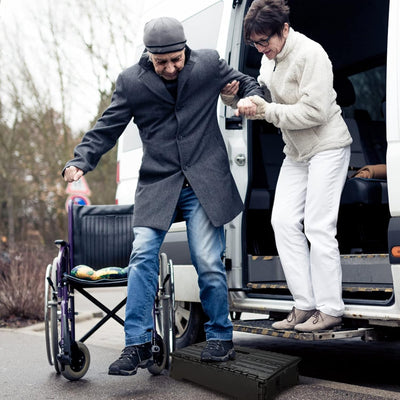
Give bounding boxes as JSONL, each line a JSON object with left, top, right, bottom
{"left": 0, "top": 0, "right": 142, "bottom": 246}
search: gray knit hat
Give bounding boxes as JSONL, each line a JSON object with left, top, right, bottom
{"left": 143, "top": 17, "right": 187, "bottom": 54}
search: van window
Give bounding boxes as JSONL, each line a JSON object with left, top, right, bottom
{"left": 346, "top": 65, "right": 386, "bottom": 122}
{"left": 181, "top": 2, "right": 224, "bottom": 50}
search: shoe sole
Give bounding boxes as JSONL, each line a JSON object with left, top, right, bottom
{"left": 108, "top": 358, "right": 154, "bottom": 376}
{"left": 271, "top": 324, "right": 296, "bottom": 330}
{"left": 295, "top": 324, "right": 342, "bottom": 333}
{"left": 201, "top": 349, "right": 236, "bottom": 362}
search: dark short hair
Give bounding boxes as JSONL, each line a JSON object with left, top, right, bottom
{"left": 244, "top": 0, "right": 290, "bottom": 43}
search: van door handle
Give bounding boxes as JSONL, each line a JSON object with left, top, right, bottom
{"left": 225, "top": 116, "right": 243, "bottom": 130}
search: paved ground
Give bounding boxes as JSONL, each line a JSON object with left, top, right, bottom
{"left": 3, "top": 324, "right": 399, "bottom": 400}
{"left": 2, "top": 287, "right": 400, "bottom": 399}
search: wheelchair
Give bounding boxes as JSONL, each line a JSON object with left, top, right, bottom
{"left": 44, "top": 202, "right": 175, "bottom": 381}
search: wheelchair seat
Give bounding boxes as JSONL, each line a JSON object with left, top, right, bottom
{"left": 63, "top": 203, "right": 134, "bottom": 287}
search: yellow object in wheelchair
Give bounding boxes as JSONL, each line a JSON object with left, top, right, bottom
{"left": 70, "top": 265, "right": 128, "bottom": 280}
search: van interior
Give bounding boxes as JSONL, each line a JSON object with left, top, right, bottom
{"left": 241, "top": 0, "right": 391, "bottom": 306}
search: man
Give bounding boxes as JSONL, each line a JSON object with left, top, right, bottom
{"left": 63, "top": 16, "right": 262, "bottom": 376}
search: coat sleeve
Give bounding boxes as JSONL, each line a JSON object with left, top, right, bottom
{"left": 63, "top": 73, "right": 132, "bottom": 175}
{"left": 217, "top": 56, "right": 264, "bottom": 100}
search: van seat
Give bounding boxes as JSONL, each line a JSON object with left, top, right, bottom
{"left": 341, "top": 118, "right": 387, "bottom": 205}
{"left": 334, "top": 74, "right": 387, "bottom": 206}
{"left": 345, "top": 118, "right": 366, "bottom": 173}
{"left": 341, "top": 178, "right": 388, "bottom": 205}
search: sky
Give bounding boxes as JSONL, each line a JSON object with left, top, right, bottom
{"left": 0, "top": 0, "right": 221, "bottom": 132}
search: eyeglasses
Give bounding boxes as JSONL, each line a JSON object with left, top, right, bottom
{"left": 248, "top": 33, "right": 274, "bottom": 48}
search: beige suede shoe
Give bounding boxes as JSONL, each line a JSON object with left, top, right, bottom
{"left": 271, "top": 307, "right": 316, "bottom": 330}
{"left": 294, "top": 310, "right": 342, "bottom": 332}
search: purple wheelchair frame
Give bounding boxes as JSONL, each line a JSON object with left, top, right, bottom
{"left": 47, "top": 201, "right": 173, "bottom": 380}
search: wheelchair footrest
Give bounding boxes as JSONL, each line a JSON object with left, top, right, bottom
{"left": 169, "top": 342, "right": 300, "bottom": 399}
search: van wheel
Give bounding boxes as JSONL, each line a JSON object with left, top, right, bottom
{"left": 174, "top": 301, "right": 207, "bottom": 349}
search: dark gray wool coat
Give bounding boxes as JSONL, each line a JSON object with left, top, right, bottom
{"left": 64, "top": 47, "right": 263, "bottom": 230}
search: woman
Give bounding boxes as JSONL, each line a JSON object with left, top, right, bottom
{"left": 232, "top": 0, "right": 353, "bottom": 332}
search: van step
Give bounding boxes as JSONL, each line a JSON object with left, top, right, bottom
{"left": 247, "top": 282, "right": 393, "bottom": 301}
{"left": 170, "top": 342, "right": 300, "bottom": 400}
{"left": 233, "top": 318, "right": 374, "bottom": 341}
{"left": 248, "top": 282, "right": 393, "bottom": 293}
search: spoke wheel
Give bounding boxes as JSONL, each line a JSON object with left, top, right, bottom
{"left": 148, "top": 253, "right": 174, "bottom": 374}
{"left": 44, "top": 263, "right": 53, "bottom": 365}
{"left": 44, "top": 258, "right": 61, "bottom": 373}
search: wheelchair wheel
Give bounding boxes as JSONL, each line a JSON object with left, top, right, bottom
{"left": 147, "top": 333, "right": 167, "bottom": 375}
{"left": 151, "top": 253, "right": 175, "bottom": 375}
{"left": 44, "top": 258, "right": 61, "bottom": 373}
{"left": 44, "top": 263, "right": 53, "bottom": 365}
{"left": 61, "top": 341, "right": 90, "bottom": 381}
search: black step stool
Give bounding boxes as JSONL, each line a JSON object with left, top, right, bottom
{"left": 170, "top": 342, "right": 300, "bottom": 399}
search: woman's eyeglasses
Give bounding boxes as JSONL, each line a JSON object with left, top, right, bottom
{"left": 249, "top": 33, "right": 274, "bottom": 48}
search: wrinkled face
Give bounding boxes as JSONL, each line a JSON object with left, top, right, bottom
{"left": 149, "top": 49, "right": 186, "bottom": 80}
{"left": 250, "top": 23, "right": 289, "bottom": 60}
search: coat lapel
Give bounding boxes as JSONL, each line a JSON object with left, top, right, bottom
{"left": 137, "top": 47, "right": 196, "bottom": 104}
{"left": 138, "top": 55, "right": 175, "bottom": 104}
{"left": 177, "top": 57, "right": 195, "bottom": 100}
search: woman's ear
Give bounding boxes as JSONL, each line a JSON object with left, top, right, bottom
{"left": 282, "top": 22, "right": 290, "bottom": 39}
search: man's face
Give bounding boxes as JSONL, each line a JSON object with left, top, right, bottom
{"left": 149, "top": 49, "right": 185, "bottom": 80}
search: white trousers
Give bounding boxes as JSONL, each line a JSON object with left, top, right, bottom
{"left": 271, "top": 146, "right": 350, "bottom": 317}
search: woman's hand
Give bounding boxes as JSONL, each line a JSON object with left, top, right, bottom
{"left": 236, "top": 95, "right": 267, "bottom": 120}
{"left": 235, "top": 97, "right": 258, "bottom": 118}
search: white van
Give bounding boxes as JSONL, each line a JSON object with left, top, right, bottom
{"left": 116, "top": 0, "right": 400, "bottom": 348}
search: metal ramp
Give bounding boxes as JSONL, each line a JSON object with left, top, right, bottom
{"left": 170, "top": 342, "right": 300, "bottom": 400}
{"left": 233, "top": 318, "right": 374, "bottom": 341}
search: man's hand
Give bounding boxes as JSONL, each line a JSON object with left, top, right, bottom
{"left": 220, "top": 80, "right": 240, "bottom": 108}
{"left": 64, "top": 166, "right": 84, "bottom": 182}
{"left": 235, "top": 95, "right": 267, "bottom": 120}
{"left": 221, "top": 80, "right": 239, "bottom": 96}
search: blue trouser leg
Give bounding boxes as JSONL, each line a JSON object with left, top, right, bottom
{"left": 124, "top": 186, "right": 232, "bottom": 346}
{"left": 124, "top": 226, "right": 167, "bottom": 346}
{"left": 179, "top": 187, "right": 233, "bottom": 341}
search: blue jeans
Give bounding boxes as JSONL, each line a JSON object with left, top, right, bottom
{"left": 124, "top": 186, "right": 232, "bottom": 346}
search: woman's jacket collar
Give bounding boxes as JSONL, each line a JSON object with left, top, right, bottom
{"left": 276, "top": 27, "right": 296, "bottom": 63}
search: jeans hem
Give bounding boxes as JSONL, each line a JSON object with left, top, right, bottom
{"left": 206, "top": 332, "right": 233, "bottom": 341}
{"left": 125, "top": 332, "right": 152, "bottom": 347}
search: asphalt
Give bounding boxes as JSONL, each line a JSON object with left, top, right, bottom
{"left": 1, "top": 288, "right": 399, "bottom": 400}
